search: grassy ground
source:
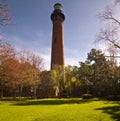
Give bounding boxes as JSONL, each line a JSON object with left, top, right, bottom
{"left": 0, "top": 98, "right": 120, "bottom": 121}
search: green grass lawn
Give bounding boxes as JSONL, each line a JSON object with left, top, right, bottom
{"left": 0, "top": 98, "right": 120, "bottom": 121}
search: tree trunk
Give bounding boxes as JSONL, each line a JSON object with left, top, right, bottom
{"left": 19, "top": 86, "right": 23, "bottom": 101}
{"left": 0, "top": 87, "right": 4, "bottom": 98}
{"left": 34, "top": 86, "right": 37, "bottom": 99}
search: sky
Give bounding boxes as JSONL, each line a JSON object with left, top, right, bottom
{"left": 1, "top": 0, "right": 114, "bottom": 70}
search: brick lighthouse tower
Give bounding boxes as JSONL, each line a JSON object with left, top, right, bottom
{"left": 51, "top": 3, "right": 65, "bottom": 70}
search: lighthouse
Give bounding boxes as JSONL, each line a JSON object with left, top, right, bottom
{"left": 50, "top": 3, "right": 65, "bottom": 70}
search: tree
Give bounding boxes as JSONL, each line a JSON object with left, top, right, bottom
{"left": 0, "top": 46, "right": 43, "bottom": 99}
{"left": 0, "top": 41, "right": 16, "bottom": 98}
{"left": 19, "top": 61, "right": 40, "bottom": 99}
{"left": 78, "top": 48, "right": 118, "bottom": 97}
{"left": 0, "top": 57, "right": 20, "bottom": 97}
{"left": 86, "top": 49, "right": 110, "bottom": 96}
{"left": 65, "top": 65, "right": 81, "bottom": 97}
{"left": 18, "top": 50, "right": 43, "bottom": 71}
{"left": 37, "top": 70, "right": 56, "bottom": 98}
{"left": 51, "top": 66, "right": 66, "bottom": 97}
{"left": 0, "top": 0, "right": 13, "bottom": 28}
{"left": 78, "top": 62, "right": 92, "bottom": 95}
{"left": 97, "top": 1, "right": 120, "bottom": 59}
{"left": 37, "top": 66, "right": 66, "bottom": 98}
{"left": 0, "top": 41, "right": 16, "bottom": 62}
{"left": 17, "top": 50, "right": 43, "bottom": 99}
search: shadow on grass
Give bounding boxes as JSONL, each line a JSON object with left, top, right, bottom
{"left": 95, "top": 103, "right": 120, "bottom": 121}
{"left": 12, "top": 98, "right": 96, "bottom": 106}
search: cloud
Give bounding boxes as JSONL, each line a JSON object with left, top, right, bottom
{"left": 64, "top": 48, "right": 80, "bottom": 66}
{"left": 65, "top": 57, "right": 79, "bottom": 67}
{"left": 39, "top": 47, "right": 51, "bottom": 70}
{"left": 37, "top": 47, "right": 83, "bottom": 70}
{"left": 38, "top": 47, "right": 86, "bottom": 70}
{"left": 2, "top": 34, "right": 88, "bottom": 70}
{"left": 38, "top": 47, "right": 81, "bottom": 70}
{"left": 3, "top": 35, "right": 30, "bottom": 50}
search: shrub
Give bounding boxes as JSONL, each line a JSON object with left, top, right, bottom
{"left": 82, "top": 94, "right": 93, "bottom": 99}
{"left": 107, "top": 95, "right": 120, "bottom": 101}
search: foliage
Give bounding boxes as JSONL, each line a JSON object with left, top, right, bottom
{"left": 37, "top": 70, "right": 56, "bottom": 98}
{"left": 38, "top": 66, "right": 65, "bottom": 98}
{"left": 64, "top": 48, "right": 120, "bottom": 98}
{"left": 51, "top": 66, "right": 65, "bottom": 97}
{"left": 0, "top": 41, "right": 43, "bottom": 99}
{"left": 65, "top": 65, "right": 81, "bottom": 97}
{"left": 0, "top": 41, "right": 16, "bottom": 97}
{"left": 80, "top": 48, "right": 120, "bottom": 97}
{"left": 107, "top": 95, "right": 120, "bottom": 101}
{"left": 1, "top": 44, "right": 119, "bottom": 99}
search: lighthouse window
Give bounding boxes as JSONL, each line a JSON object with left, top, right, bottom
{"left": 54, "top": 38, "right": 57, "bottom": 43}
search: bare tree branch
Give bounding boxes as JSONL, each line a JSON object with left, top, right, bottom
{"left": 99, "top": 6, "right": 120, "bottom": 26}
{"left": 0, "top": 0, "right": 13, "bottom": 28}
{"left": 115, "top": 0, "right": 120, "bottom": 5}
{"left": 97, "top": 2, "right": 120, "bottom": 51}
